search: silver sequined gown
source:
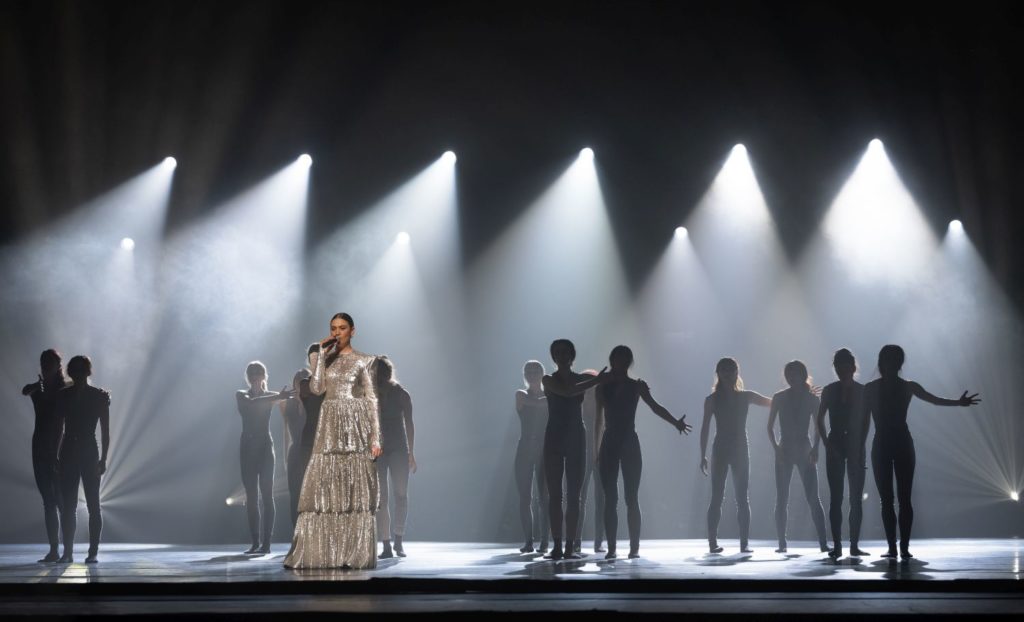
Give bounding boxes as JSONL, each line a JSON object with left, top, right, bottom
{"left": 284, "top": 348, "right": 380, "bottom": 569}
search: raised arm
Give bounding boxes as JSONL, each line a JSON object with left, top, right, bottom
{"left": 745, "top": 390, "right": 773, "bottom": 408}
{"left": 542, "top": 368, "right": 607, "bottom": 398}
{"left": 638, "top": 380, "right": 685, "bottom": 431}
{"left": 22, "top": 375, "right": 42, "bottom": 396}
{"left": 910, "top": 382, "right": 980, "bottom": 408}
{"left": 699, "top": 396, "right": 713, "bottom": 475}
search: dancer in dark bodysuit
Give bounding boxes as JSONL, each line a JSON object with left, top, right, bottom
{"left": 283, "top": 367, "right": 311, "bottom": 526}
{"left": 21, "top": 349, "right": 68, "bottom": 562}
{"left": 865, "top": 345, "right": 979, "bottom": 560}
{"left": 542, "top": 339, "right": 608, "bottom": 560}
{"left": 236, "top": 361, "right": 294, "bottom": 555}
{"left": 55, "top": 356, "right": 109, "bottom": 564}
{"left": 515, "top": 360, "right": 550, "bottom": 554}
{"left": 700, "top": 357, "right": 772, "bottom": 553}
{"left": 767, "top": 360, "right": 828, "bottom": 553}
{"left": 816, "top": 348, "right": 870, "bottom": 559}
{"left": 294, "top": 343, "right": 325, "bottom": 506}
{"left": 375, "top": 356, "right": 416, "bottom": 559}
{"left": 595, "top": 346, "right": 691, "bottom": 559}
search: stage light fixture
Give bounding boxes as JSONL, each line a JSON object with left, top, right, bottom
{"left": 163, "top": 156, "right": 177, "bottom": 168}
{"left": 120, "top": 237, "right": 135, "bottom": 251}
{"left": 397, "top": 231, "right": 410, "bottom": 244}
{"left": 442, "top": 151, "right": 457, "bottom": 164}
{"left": 298, "top": 154, "right": 313, "bottom": 167}
{"left": 674, "top": 226, "right": 688, "bottom": 239}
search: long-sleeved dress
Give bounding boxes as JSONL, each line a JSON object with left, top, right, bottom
{"left": 284, "top": 347, "right": 380, "bottom": 569}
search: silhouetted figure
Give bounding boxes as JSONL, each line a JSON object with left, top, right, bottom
{"left": 21, "top": 349, "right": 68, "bottom": 562}
{"left": 595, "top": 346, "right": 691, "bottom": 560}
{"left": 865, "top": 345, "right": 979, "bottom": 560}
{"left": 700, "top": 357, "right": 772, "bottom": 553}
{"left": 579, "top": 369, "right": 606, "bottom": 553}
{"left": 283, "top": 366, "right": 311, "bottom": 527}
{"left": 514, "top": 360, "right": 550, "bottom": 554}
{"left": 236, "top": 361, "right": 293, "bottom": 555}
{"left": 542, "top": 339, "right": 609, "bottom": 560}
{"left": 767, "top": 360, "right": 828, "bottom": 553}
{"left": 816, "top": 348, "right": 870, "bottom": 559}
{"left": 55, "top": 356, "right": 109, "bottom": 564}
{"left": 285, "top": 312, "right": 382, "bottom": 570}
{"left": 375, "top": 356, "right": 416, "bottom": 559}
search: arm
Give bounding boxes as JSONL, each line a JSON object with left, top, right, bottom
{"left": 542, "top": 369, "right": 606, "bottom": 398}
{"left": 309, "top": 349, "right": 326, "bottom": 396}
{"left": 22, "top": 375, "right": 42, "bottom": 396}
{"left": 594, "top": 388, "right": 605, "bottom": 464}
{"left": 910, "top": 382, "right": 980, "bottom": 407}
{"left": 236, "top": 390, "right": 284, "bottom": 406}
{"left": 402, "top": 388, "right": 416, "bottom": 473}
{"left": 815, "top": 389, "right": 830, "bottom": 448}
{"left": 699, "top": 396, "right": 713, "bottom": 475}
{"left": 809, "top": 395, "right": 821, "bottom": 452}
{"left": 766, "top": 396, "right": 780, "bottom": 451}
{"left": 745, "top": 390, "right": 772, "bottom": 408}
{"left": 515, "top": 390, "right": 528, "bottom": 415}
{"left": 98, "top": 393, "right": 111, "bottom": 475}
{"left": 638, "top": 380, "right": 680, "bottom": 428}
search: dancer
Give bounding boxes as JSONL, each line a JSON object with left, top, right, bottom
{"left": 579, "top": 369, "right": 605, "bottom": 554}
{"left": 515, "top": 360, "right": 549, "bottom": 554}
{"left": 767, "top": 360, "right": 828, "bottom": 553}
{"left": 21, "top": 349, "right": 68, "bottom": 562}
{"left": 542, "top": 339, "right": 608, "bottom": 560}
{"left": 236, "top": 361, "right": 293, "bottom": 554}
{"left": 283, "top": 368, "right": 311, "bottom": 527}
{"left": 375, "top": 355, "right": 416, "bottom": 559}
{"left": 865, "top": 345, "right": 979, "bottom": 560}
{"left": 55, "top": 356, "right": 109, "bottom": 563}
{"left": 293, "top": 343, "right": 326, "bottom": 505}
{"left": 595, "top": 345, "right": 691, "bottom": 559}
{"left": 816, "top": 348, "right": 870, "bottom": 559}
{"left": 285, "top": 313, "right": 382, "bottom": 569}
{"left": 699, "top": 357, "right": 771, "bottom": 553}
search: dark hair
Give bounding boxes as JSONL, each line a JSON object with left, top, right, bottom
{"left": 833, "top": 348, "right": 856, "bottom": 371}
{"left": 40, "top": 349, "right": 62, "bottom": 368}
{"left": 376, "top": 355, "right": 398, "bottom": 385}
{"left": 550, "top": 339, "right": 576, "bottom": 362}
{"left": 878, "top": 344, "right": 905, "bottom": 376}
{"left": 783, "top": 360, "right": 811, "bottom": 391}
{"left": 67, "top": 355, "right": 92, "bottom": 379}
{"left": 307, "top": 342, "right": 319, "bottom": 356}
{"left": 609, "top": 345, "right": 634, "bottom": 369}
{"left": 331, "top": 312, "right": 355, "bottom": 329}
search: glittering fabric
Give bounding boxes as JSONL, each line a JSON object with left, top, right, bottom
{"left": 284, "top": 348, "right": 380, "bottom": 569}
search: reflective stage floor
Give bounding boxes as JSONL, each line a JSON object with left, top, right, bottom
{"left": 0, "top": 539, "right": 1020, "bottom": 618}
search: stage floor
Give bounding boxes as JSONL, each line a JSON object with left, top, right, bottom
{"left": 0, "top": 539, "right": 1021, "bottom": 618}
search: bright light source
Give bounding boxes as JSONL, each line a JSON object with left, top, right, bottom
{"left": 298, "top": 154, "right": 313, "bottom": 167}
{"left": 396, "top": 231, "right": 410, "bottom": 244}
{"left": 225, "top": 497, "right": 233, "bottom": 506}
{"left": 674, "top": 226, "right": 688, "bottom": 239}
{"left": 1012, "top": 491, "right": 1020, "bottom": 502}
{"left": 120, "top": 237, "right": 135, "bottom": 251}
{"left": 869, "top": 138, "right": 884, "bottom": 150}
{"left": 732, "top": 144, "right": 747, "bottom": 156}
{"left": 441, "top": 151, "right": 457, "bottom": 165}
{"left": 949, "top": 219, "right": 964, "bottom": 234}
{"left": 163, "top": 156, "right": 177, "bottom": 168}
{"left": 579, "top": 147, "right": 594, "bottom": 160}
{"left": 862, "top": 492, "right": 869, "bottom": 501}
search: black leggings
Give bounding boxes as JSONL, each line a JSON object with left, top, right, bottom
{"left": 240, "top": 435, "right": 275, "bottom": 545}
{"left": 287, "top": 443, "right": 312, "bottom": 527}
{"left": 708, "top": 438, "right": 750, "bottom": 547}
{"left": 774, "top": 442, "right": 827, "bottom": 546}
{"left": 599, "top": 432, "right": 642, "bottom": 553}
{"left": 514, "top": 437, "right": 548, "bottom": 544}
{"left": 58, "top": 446, "right": 101, "bottom": 555}
{"left": 579, "top": 430, "right": 605, "bottom": 545}
{"left": 825, "top": 435, "right": 865, "bottom": 547}
{"left": 33, "top": 449, "right": 62, "bottom": 550}
{"left": 544, "top": 424, "right": 585, "bottom": 544}
{"left": 871, "top": 431, "right": 916, "bottom": 552}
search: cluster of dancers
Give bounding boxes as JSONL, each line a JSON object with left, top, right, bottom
{"left": 20, "top": 311, "right": 979, "bottom": 569}
{"left": 513, "top": 342, "right": 979, "bottom": 562}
